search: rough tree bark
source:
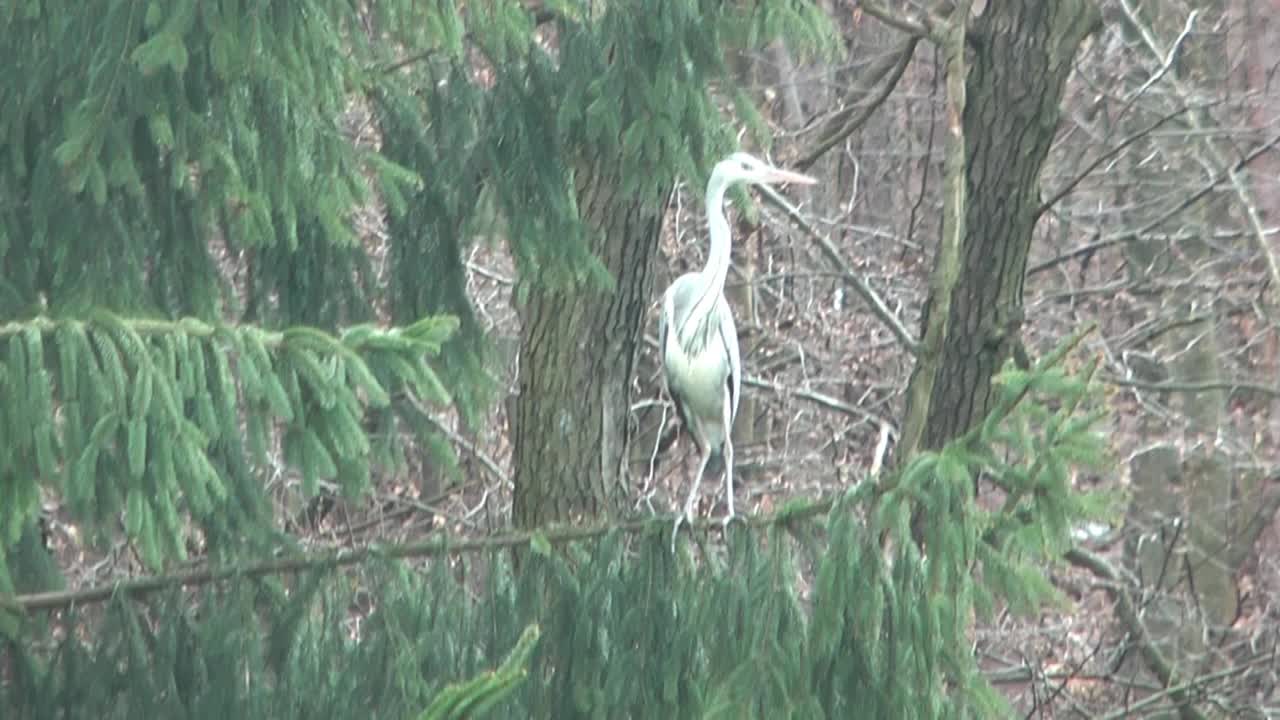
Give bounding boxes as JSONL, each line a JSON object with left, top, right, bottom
{"left": 907, "top": 0, "right": 1102, "bottom": 451}
{"left": 511, "top": 160, "right": 667, "bottom": 528}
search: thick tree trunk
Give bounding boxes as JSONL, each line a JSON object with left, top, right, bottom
{"left": 511, "top": 160, "right": 667, "bottom": 528}
{"left": 911, "top": 0, "right": 1100, "bottom": 450}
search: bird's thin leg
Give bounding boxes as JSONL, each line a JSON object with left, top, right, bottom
{"left": 721, "top": 393, "right": 736, "bottom": 525}
{"left": 683, "top": 448, "right": 710, "bottom": 521}
{"left": 672, "top": 447, "right": 710, "bottom": 550}
{"left": 722, "top": 440, "right": 735, "bottom": 523}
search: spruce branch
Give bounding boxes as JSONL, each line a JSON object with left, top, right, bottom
{"left": 9, "top": 331, "right": 1104, "bottom": 614}
{"left": 6, "top": 501, "right": 845, "bottom": 613}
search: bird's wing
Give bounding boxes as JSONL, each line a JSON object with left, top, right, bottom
{"left": 718, "top": 298, "right": 741, "bottom": 422}
{"left": 660, "top": 284, "right": 700, "bottom": 451}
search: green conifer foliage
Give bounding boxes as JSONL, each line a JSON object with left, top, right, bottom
{"left": 1, "top": 2, "right": 480, "bottom": 585}
{"left": 0, "top": 314, "right": 458, "bottom": 586}
{"left": 2, "top": 3, "right": 1111, "bottom": 717}
{"left": 2, "top": 338, "right": 1108, "bottom": 719}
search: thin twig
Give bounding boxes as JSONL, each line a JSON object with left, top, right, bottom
{"left": 411, "top": 394, "right": 510, "bottom": 486}
{"left": 795, "top": 38, "right": 918, "bottom": 171}
{"left": 1027, "top": 131, "right": 1280, "bottom": 276}
{"left": 1065, "top": 545, "right": 1210, "bottom": 720}
{"left": 869, "top": 422, "right": 893, "bottom": 477}
{"left": 1126, "top": 9, "right": 1199, "bottom": 101}
{"left": 755, "top": 183, "right": 920, "bottom": 354}
{"left": 744, "top": 375, "right": 897, "bottom": 428}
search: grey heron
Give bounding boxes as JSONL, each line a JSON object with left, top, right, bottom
{"left": 660, "top": 152, "right": 815, "bottom": 535}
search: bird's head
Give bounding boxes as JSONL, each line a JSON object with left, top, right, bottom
{"left": 711, "top": 152, "right": 817, "bottom": 190}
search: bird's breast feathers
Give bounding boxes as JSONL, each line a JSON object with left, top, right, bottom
{"left": 663, "top": 333, "right": 731, "bottom": 420}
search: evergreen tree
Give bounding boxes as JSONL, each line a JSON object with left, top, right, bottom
{"left": 0, "top": 2, "right": 476, "bottom": 590}
{"left": 1, "top": 2, "right": 1113, "bottom": 717}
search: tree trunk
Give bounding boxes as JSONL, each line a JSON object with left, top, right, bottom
{"left": 909, "top": 0, "right": 1101, "bottom": 450}
{"left": 511, "top": 160, "right": 667, "bottom": 528}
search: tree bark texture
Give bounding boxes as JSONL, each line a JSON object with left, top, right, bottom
{"left": 915, "top": 0, "right": 1101, "bottom": 450}
{"left": 511, "top": 161, "right": 667, "bottom": 528}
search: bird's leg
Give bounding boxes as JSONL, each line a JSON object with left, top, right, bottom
{"left": 686, "top": 447, "right": 711, "bottom": 520}
{"left": 672, "top": 447, "right": 711, "bottom": 550}
{"left": 721, "top": 393, "right": 736, "bottom": 526}
{"left": 722, "top": 440, "right": 735, "bottom": 525}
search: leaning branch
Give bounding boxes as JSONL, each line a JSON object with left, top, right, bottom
{"left": 755, "top": 183, "right": 920, "bottom": 355}
{"left": 795, "top": 38, "right": 918, "bottom": 171}
{"left": 893, "top": 0, "right": 970, "bottom": 462}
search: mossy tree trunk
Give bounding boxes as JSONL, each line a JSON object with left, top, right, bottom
{"left": 903, "top": 0, "right": 1101, "bottom": 453}
{"left": 511, "top": 160, "right": 668, "bottom": 528}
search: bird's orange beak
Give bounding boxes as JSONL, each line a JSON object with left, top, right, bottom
{"left": 764, "top": 167, "right": 817, "bottom": 186}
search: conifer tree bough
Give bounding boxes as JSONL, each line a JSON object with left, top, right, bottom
{"left": 0, "top": 313, "right": 458, "bottom": 594}
{"left": 0, "top": 2, "right": 483, "bottom": 586}
{"left": 2, "top": 338, "right": 1112, "bottom": 718}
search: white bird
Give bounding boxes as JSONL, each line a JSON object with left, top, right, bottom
{"left": 659, "top": 152, "right": 815, "bottom": 535}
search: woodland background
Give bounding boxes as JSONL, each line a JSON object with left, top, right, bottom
{"left": 3, "top": 0, "right": 1280, "bottom": 717}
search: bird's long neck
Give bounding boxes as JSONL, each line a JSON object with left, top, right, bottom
{"left": 690, "top": 179, "right": 732, "bottom": 323}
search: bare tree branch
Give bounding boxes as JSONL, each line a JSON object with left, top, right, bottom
{"left": 1036, "top": 105, "right": 1193, "bottom": 219}
{"left": 7, "top": 493, "right": 856, "bottom": 613}
{"left": 755, "top": 183, "right": 921, "bottom": 354}
{"left": 795, "top": 38, "right": 919, "bottom": 171}
{"left": 1125, "top": 8, "right": 1200, "bottom": 101}
{"left": 1028, "top": 131, "right": 1280, "bottom": 277}
{"left": 1065, "top": 546, "right": 1211, "bottom": 720}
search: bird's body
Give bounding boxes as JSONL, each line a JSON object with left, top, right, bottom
{"left": 661, "top": 273, "right": 739, "bottom": 466}
{"left": 659, "top": 152, "right": 814, "bottom": 532}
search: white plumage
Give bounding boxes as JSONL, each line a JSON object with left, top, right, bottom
{"left": 659, "top": 152, "right": 815, "bottom": 533}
